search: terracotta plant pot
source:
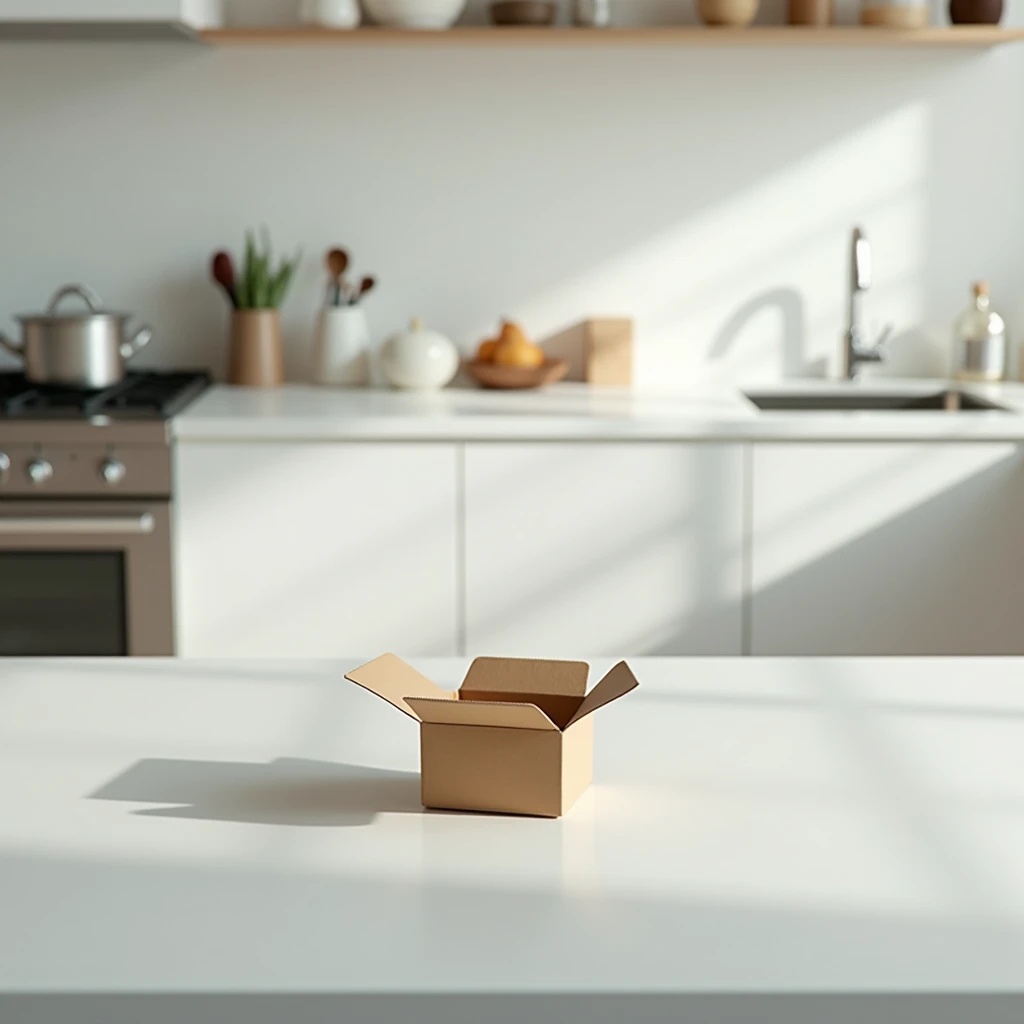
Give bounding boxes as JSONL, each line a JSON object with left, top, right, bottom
{"left": 228, "top": 310, "right": 284, "bottom": 387}
{"left": 698, "top": 0, "right": 760, "bottom": 26}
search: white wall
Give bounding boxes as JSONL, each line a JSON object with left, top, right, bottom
{"left": 0, "top": 0, "right": 1021, "bottom": 388}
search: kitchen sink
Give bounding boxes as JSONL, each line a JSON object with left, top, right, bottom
{"left": 745, "top": 390, "right": 1011, "bottom": 413}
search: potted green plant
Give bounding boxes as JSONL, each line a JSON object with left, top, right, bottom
{"left": 211, "top": 230, "right": 301, "bottom": 387}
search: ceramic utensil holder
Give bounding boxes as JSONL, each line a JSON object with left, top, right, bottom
{"left": 311, "top": 306, "right": 371, "bottom": 386}
{"left": 229, "top": 310, "right": 285, "bottom": 388}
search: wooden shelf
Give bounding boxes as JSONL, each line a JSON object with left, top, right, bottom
{"left": 201, "top": 25, "right": 1024, "bottom": 49}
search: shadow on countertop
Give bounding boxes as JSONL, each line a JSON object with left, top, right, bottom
{"left": 90, "top": 758, "right": 422, "bottom": 828}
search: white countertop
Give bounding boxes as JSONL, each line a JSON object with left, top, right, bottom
{"left": 172, "top": 380, "right": 1024, "bottom": 442}
{"left": 3, "top": 656, "right": 1024, "bottom": 999}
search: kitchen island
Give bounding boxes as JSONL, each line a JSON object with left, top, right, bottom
{"left": 1, "top": 657, "right": 1022, "bottom": 1023}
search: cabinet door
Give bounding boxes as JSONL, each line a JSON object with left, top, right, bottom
{"left": 464, "top": 443, "right": 744, "bottom": 656}
{"left": 175, "top": 442, "right": 458, "bottom": 657}
{"left": 751, "top": 442, "right": 1024, "bottom": 655}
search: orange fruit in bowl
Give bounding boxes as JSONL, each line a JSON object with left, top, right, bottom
{"left": 476, "top": 337, "right": 500, "bottom": 362}
{"left": 494, "top": 336, "right": 545, "bottom": 369}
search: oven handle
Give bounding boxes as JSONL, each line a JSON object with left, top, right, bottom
{"left": 0, "top": 513, "right": 155, "bottom": 535}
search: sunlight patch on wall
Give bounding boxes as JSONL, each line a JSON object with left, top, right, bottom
{"left": 514, "top": 102, "right": 930, "bottom": 391}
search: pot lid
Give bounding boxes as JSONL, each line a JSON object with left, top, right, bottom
{"left": 16, "top": 284, "right": 131, "bottom": 323}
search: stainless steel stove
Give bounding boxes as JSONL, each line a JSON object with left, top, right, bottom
{"left": 0, "top": 371, "right": 211, "bottom": 656}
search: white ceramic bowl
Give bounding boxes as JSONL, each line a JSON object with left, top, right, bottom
{"left": 363, "top": 0, "right": 468, "bottom": 28}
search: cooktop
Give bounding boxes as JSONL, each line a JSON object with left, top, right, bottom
{"left": 0, "top": 371, "right": 212, "bottom": 420}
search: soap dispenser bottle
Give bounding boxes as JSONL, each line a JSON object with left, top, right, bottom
{"left": 952, "top": 282, "right": 1007, "bottom": 382}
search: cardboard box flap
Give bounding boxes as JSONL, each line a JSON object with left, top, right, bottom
{"left": 462, "top": 657, "right": 590, "bottom": 698}
{"left": 406, "top": 697, "right": 558, "bottom": 732}
{"left": 566, "top": 661, "right": 639, "bottom": 728}
{"left": 345, "top": 654, "right": 456, "bottom": 722}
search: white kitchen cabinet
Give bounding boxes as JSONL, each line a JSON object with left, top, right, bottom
{"left": 750, "top": 442, "right": 1024, "bottom": 655}
{"left": 463, "top": 442, "right": 745, "bottom": 656}
{"left": 175, "top": 442, "right": 458, "bottom": 657}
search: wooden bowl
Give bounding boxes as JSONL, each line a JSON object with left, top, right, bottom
{"left": 464, "top": 358, "right": 569, "bottom": 390}
{"left": 490, "top": 1, "right": 557, "bottom": 25}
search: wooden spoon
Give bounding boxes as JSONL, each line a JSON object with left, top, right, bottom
{"left": 351, "top": 275, "right": 376, "bottom": 305}
{"left": 325, "top": 248, "right": 349, "bottom": 306}
{"left": 211, "top": 251, "right": 237, "bottom": 308}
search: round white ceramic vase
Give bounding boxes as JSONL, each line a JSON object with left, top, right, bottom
{"left": 381, "top": 318, "right": 459, "bottom": 390}
{"left": 311, "top": 306, "right": 371, "bottom": 386}
{"left": 299, "top": 0, "right": 361, "bottom": 28}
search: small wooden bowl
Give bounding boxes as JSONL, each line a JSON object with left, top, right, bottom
{"left": 464, "top": 358, "right": 569, "bottom": 390}
{"left": 490, "top": 1, "right": 557, "bottom": 25}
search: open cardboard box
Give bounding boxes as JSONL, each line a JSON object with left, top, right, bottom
{"left": 346, "top": 655, "right": 639, "bottom": 818}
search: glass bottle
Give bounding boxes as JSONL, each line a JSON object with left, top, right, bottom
{"left": 952, "top": 282, "right": 1006, "bottom": 383}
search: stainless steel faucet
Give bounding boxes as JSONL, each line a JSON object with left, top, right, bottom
{"left": 841, "top": 227, "right": 892, "bottom": 380}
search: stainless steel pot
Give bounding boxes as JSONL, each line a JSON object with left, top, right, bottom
{"left": 0, "top": 284, "right": 152, "bottom": 389}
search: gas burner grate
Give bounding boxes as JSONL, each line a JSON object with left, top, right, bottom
{"left": 0, "top": 371, "right": 211, "bottom": 420}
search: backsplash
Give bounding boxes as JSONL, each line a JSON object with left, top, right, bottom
{"left": 0, "top": 0, "right": 1021, "bottom": 388}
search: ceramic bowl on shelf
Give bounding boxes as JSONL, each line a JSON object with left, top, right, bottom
{"left": 299, "top": 0, "right": 361, "bottom": 28}
{"left": 697, "top": 0, "right": 760, "bottom": 25}
{"left": 363, "top": 0, "right": 468, "bottom": 28}
{"left": 490, "top": 1, "right": 557, "bottom": 25}
{"left": 464, "top": 358, "right": 569, "bottom": 390}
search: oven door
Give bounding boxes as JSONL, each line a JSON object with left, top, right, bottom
{"left": 0, "top": 501, "right": 173, "bottom": 656}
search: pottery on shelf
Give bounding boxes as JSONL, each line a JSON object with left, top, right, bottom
{"left": 490, "top": 1, "right": 557, "bottom": 25}
{"left": 299, "top": 0, "right": 361, "bottom": 27}
{"left": 698, "top": 0, "right": 760, "bottom": 26}
{"left": 860, "top": 1, "right": 929, "bottom": 26}
{"left": 362, "top": 0, "right": 467, "bottom": 28}
{"left": 381, "top": 319, "right": 459, "bottom": 390}
{"left": 949, "top": 0, "right": 1003, "bottom": 22}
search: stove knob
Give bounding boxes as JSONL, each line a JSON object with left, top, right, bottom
{"left": 0, "top": 452, "right": 9, "bottom": 485}
{"left": 26, "top": 458, "right": 53, "bottom": 486}
{"left": 100, "top": 458, "right": 127, "bottom": 486}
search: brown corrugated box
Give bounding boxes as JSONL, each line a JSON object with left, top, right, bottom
{"left": 345, "top": 655, "right": 639, "bottom": 818}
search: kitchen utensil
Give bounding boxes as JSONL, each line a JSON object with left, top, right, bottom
{"left": 363, "top": 0, "right": 467, "bottom": 28}
{"left": 211, "top": 251, "right": 238, "bottom": 308}
{"left": 325, "top": 248, "right": 349, "bottom": 307}
{"left": 573, "top": 0, "right": 611, "bottom": 25}
{"left": 698, "top": 0, "right": 760, "bottom": 24}
{"left": 299, "top": 0, "right": 361, "bottom": 27}
{"left": 351, "top": 276, "right": 376, "bottom": 305}
{"left": 380, "top": 319, "right": 459, "bottom": 390}
{"left": 949, "top": 0, "right": 1002, "bottom": 22}
{"left": 952, "top": 282, "right": 1007, "bottom": 383}
{"left": 464, "top": 357, "right": 569, "bottom": 390}
{"left": 0, "top": 285, "right": 152, "bottom": 390}
{"left": 788, "top": 0, "right": 832, "bottom": 22}
{"left": 229, "top": 310, "right": 285, "bottom": 387}
{"left": 311, "top": 306, "right": 371, "bottom": 386}
{"left": 490, "top": 1, "right": 557, "bottom": 24}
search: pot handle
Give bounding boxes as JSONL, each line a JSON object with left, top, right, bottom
{"left": 120, "top": 325, "right": 153, "bottom": 361}
{"left": 0, "top": 331, "right": 23, "bottom": 357}
{"left": 48, "top": 283, "right": 104, "bottom": 314}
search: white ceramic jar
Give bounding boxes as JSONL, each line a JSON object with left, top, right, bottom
{"left": 311, "top": 306, "right": 371, "bottom": 386}
{"left": 381, "top": 318, "right": 459, "bottom": 390}
{"left": 299, "top": 0, "right": 361, "bottom": 28}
